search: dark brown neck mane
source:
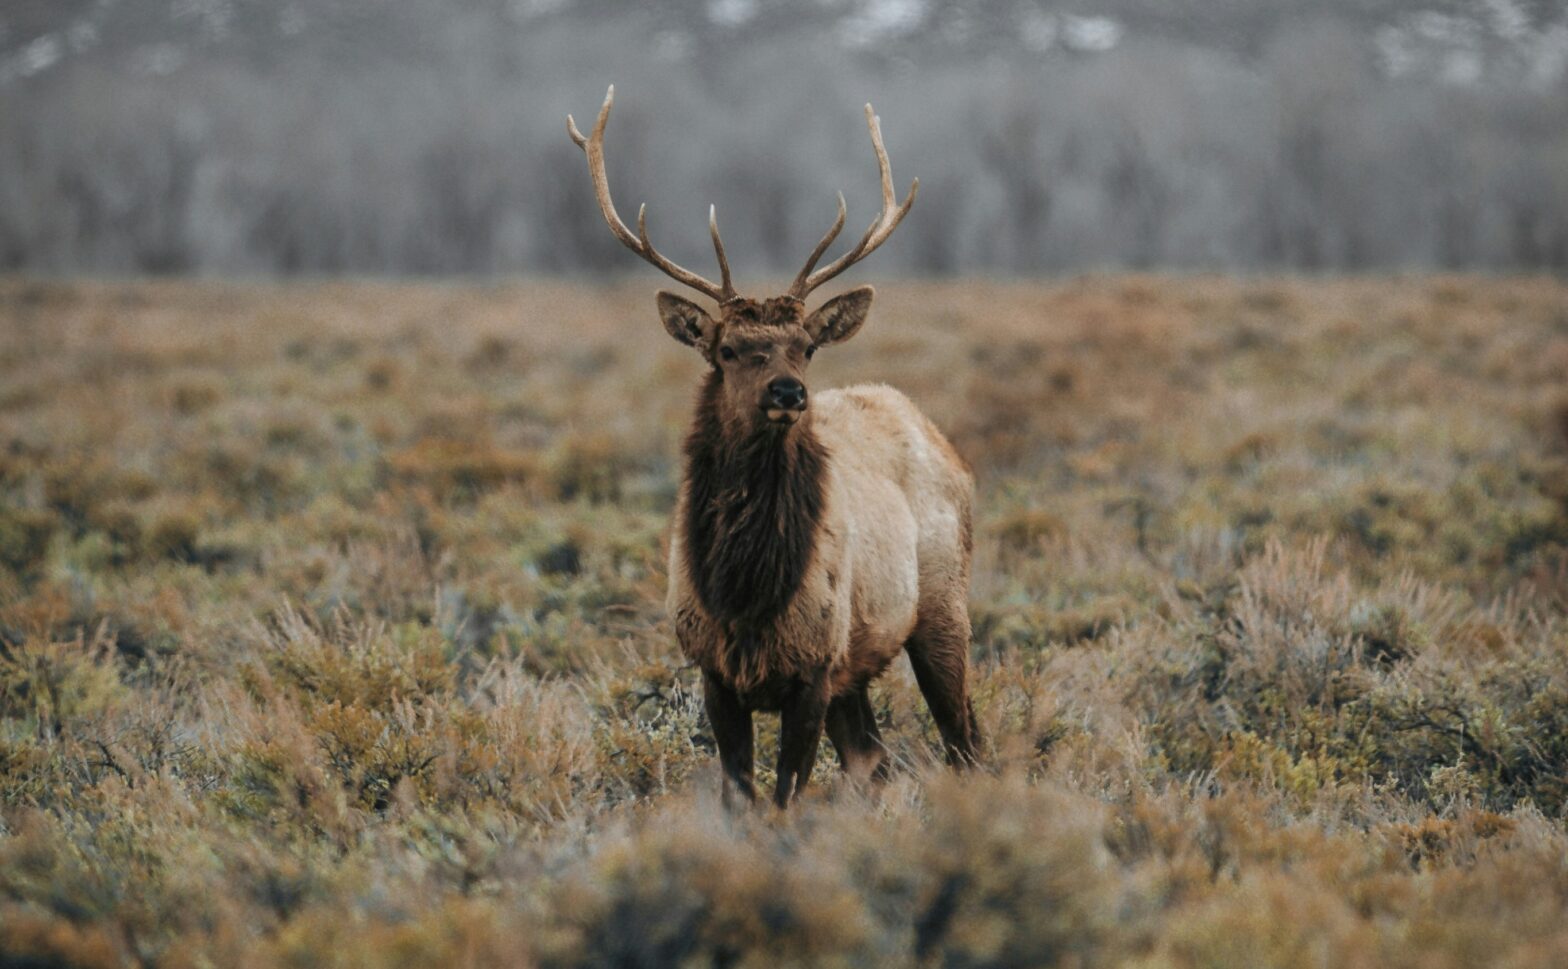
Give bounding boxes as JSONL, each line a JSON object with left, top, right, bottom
{"left": 681, "top": 370, "right": 828, "bottom": 630}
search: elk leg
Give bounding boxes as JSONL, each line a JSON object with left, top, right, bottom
{"left": 905, "top": 610, "right": 981, "bottom": 767}
{"left": 774, "top": 673, "right": 830, "bottom": 807}
{"left": 825, "top": 685, "right": 889, "bottom": 783}
{"left": 703, "top": 670, "right": 756, "bottom": 807}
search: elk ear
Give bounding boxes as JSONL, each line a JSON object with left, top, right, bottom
{"left": 657, "top": 291, "right": 717, "bottom": 350}
{"left": 804, "top": 286, "right": 873, "bottom": 347}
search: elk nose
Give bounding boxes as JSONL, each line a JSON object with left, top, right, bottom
{"left": 768, "top": 377, "right": 807, "bottom": 411}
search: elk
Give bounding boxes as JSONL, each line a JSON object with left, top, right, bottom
{"left": 569, "top": 87, "right": 979, "bottom": 807}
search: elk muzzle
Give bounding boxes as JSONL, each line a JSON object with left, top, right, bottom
{"left": 765, "top": 377, "right": 807, "bottom": 423}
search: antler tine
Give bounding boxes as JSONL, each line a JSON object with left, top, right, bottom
{"left": 567, "top": 86, "right": 730, "bottom": 302}
{"left": 788, "top": 191, "right": 847, "bottom": 298}
{"left": 867, "top": 105, "right": 897, "bottom": 215}
{"left": 790, "top": 103, "right": 918, "bottom": 299}
{"left": 709, "top": 205, "right": 734, "bottom": 300}
{"left": 633, "top": 205, "right": 735, "bottom": 301}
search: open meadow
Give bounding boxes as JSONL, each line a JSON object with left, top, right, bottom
{"left": 2, "top": 274, "right": 1568, "bottom": 967}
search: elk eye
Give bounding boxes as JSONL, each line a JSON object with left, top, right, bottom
{"left": 719, "top": 346, "right": 736, "bottom": 361}
{"left": 805, "top": 345, "right": 817, "bottom": 360}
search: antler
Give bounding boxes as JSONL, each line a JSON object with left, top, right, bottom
{"left": 789, "top": 104, "right": 918, "bottom": 300}
{"left": 568, "top": 86, "right": 736, "bottom": 302}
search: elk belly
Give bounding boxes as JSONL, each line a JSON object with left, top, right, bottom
{"left": 839, "top": 481, "right": 921, "bottom": 668}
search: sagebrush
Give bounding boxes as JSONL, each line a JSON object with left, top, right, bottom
{"left": 2, "top": 275, "right": 1567, "bottom": 967}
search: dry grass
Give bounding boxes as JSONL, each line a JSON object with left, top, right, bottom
{"left": 2, "top": 274, "right": 1568, "bottom": 967}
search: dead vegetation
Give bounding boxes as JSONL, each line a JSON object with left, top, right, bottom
{"left": 1, "top": 274, "right": 1567, "bottom": 966}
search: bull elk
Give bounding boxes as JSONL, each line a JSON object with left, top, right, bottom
{"left": 568, "top": 87, "right": 980, "bottom": 807}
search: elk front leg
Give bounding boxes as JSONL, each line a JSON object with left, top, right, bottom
{"left": 703, "top": 669, "right": 756, "bottom": 808}
{"left": 774, "top": 672, "right": 830, "bottom": 808}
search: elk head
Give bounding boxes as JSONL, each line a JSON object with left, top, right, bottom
{"left": 567, "top": 86, "right": 916, "bottom": 436}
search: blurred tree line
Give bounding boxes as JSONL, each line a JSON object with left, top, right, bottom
{"left": 0, "top": 0, "right": 1565, "bottom": 276}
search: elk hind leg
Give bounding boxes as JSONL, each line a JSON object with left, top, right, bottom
{"left": 825, "top": 684, "right": 889, "bottom": 784}
{"left": 904, "top": 606, "right": 981, "bottom": 767}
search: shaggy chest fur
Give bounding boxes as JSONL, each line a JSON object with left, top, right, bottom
{"left": 680, "top": 372, "right": 828, "bottom": 634}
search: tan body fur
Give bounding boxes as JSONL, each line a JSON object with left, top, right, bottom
{"left": 669, "top": 384, "right": 973, "bottom": 703}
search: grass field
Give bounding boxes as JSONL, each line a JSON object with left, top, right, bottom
{"left": 2, "top": 274, "right": 1568, "bottom": 968}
